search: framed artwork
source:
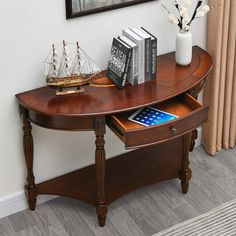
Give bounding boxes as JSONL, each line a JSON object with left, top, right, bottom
{"left": 66, "top": 0, "right": 156, "bottom": 19}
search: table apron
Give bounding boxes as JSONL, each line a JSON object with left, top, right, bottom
{"left": 28, "top": 110, "right": 95, "bottom": 131}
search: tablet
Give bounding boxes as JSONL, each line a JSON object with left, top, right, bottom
{"left": 128, "top": 107, "right": 179, "bottom": 127}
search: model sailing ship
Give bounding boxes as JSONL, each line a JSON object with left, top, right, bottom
{"left": 45, "top": 40, "right": 101, "bottom": 95}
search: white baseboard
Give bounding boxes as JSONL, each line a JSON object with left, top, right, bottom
{"left": 0, "top": 191, "right": 57, "bottom": 219}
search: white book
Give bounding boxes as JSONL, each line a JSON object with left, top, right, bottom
{"left": 122, "top": 28, "right": 145, "bottom": 84}
{"left": 119, "top": 36, "right": 138, "bottom": 85}
{"left": 130, "top": 27, "right": 152, "bottom": 81}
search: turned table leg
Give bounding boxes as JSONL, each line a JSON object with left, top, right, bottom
{"left": 179, "top": 133, "right": 192, "bottom": 194}
{"left": 94, "top": 116, "right": 107, "bottom": 227}
{"left": 20, "top": 106, "right": 37, "bottom": 210}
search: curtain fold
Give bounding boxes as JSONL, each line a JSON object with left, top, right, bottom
{"left": 202, "top": 0, "right": 236, "bottom": 155}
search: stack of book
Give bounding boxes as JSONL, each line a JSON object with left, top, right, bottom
{"left": 107, "top": 27, "right": 157, "bottom": 88}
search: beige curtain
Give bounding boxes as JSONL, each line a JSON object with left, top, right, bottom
{"left": 202, "top": 0, "right": 236, "bottom": 155}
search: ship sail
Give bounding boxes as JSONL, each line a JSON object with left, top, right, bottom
{"left": 57, "top": 40, "right": 74, "bottom": 77}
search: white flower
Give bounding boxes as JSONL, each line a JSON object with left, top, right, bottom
{"left": 196, "top": 11, "right": 202, "bottom": 17}
{"left": 168, "top": 13, "right": 179, "bottom": 25}
{"left": 196, "top": 4, "right": 210, "bottom": 17}
{"left": 182, "top": 24, "right": 190, "bottom": 32}
{"left": 202, "top": 5, "right": 210, "bottom": 13}
{"left": 196, "top": 10, "right": 206, "bottom": 17}
{"left": 162, "top": 0, "right": 211, "bottom": 32}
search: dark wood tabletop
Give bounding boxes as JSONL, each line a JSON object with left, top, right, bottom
{"left": 16, "top": 46, "right": 212, "bottom": 117}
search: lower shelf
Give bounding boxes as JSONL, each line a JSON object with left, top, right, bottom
{"left": 36, "top": 137, "right": 183, "bottom": 206}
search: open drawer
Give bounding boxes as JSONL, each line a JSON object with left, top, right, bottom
{"left": 107, "top": 93, "right": 209, "bottom": 149}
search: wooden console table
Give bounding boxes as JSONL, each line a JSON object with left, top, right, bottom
{"left": 16, "top": 46, "right": 212, "bottom": 226}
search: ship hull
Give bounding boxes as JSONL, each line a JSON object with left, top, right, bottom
{"left": 46, "top": 74, "right": 92, "bottom": 90}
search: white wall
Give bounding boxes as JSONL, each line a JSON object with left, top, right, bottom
{"left": 0, "top": 0, "right": 207, "bottom": 215}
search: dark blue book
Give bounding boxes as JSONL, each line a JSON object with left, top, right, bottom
{"left": 107, "top": 38, "right": 132, "bottom": 88}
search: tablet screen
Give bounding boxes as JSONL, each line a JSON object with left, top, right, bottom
{"left": 128, "top": 107, "right": 178, "bottom": 126}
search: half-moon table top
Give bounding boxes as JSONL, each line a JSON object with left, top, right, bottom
{"left": 16, "top": 46, "right": 212, "bottom": 117}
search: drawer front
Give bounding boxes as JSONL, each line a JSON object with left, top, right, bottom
{"left": 124, "top": 106, "right": 208, "bottom": 148}
{"left": 107, "top": 94, "right": 209, "bottom": 149}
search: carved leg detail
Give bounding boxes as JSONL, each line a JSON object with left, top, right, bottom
{"left": 25, "top": 186, "right": 37, "bottom": 210}
{"left": 95, "top": 116, "right": 107, "bottom": 227}
{"left": 96, "top": 204, "right": 107, "bottom": 227}
{"left": 179, "top": 133, "right": 192, "bottom": 194}
{"left": 21, "top": 107, "right": 37, "bottom": 210}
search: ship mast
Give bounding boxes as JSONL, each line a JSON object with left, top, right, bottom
{"left": 52, "top": 44, "right": 57, "bottom": 77}
{"left": 76, "top": 41, "right": 81, "bottom": 75}
{"left": 63, "top": 40, "right": 70, "bottom": 76}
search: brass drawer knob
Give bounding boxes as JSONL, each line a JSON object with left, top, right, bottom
{"left": 170, "top": 127, "right": 177, "bottom": 135}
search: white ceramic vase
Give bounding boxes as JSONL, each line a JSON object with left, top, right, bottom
{"left": 175, "top": 31, "right": 192, "bottom": 66}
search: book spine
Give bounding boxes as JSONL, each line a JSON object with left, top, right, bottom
{"left": 133, "top": 46, "right": 138, "bottom": 84}
{"left": 118, "top": 37, "right": 138, "bottom": 85}
{"left": 139, "top": 40, "right": 145, "bottom": 84}
{"left": 122, "top": 29, "right": 143, "bottom": 84}
{"left": 122, "top": 49, "right": 132, "bottom": 87}
{"left": 128, "top": 49, "right": 136, "bottom": 85}
{"left": 151, "top": 38, "right": 157, "bottom": 80}
{"left": 129, "top": 45, "right": 138, "bottom": 85}
{"left": 145, "top": 38, "right": 152, "bottom": 81}
{"left": 118, "top": 37, "right": 134, "bottom": 85}
{"left": 127, "top": 54, "right": 135, "bottom": 85}
{"left": 140, "top": 27, "right": 157, "bottom": 80}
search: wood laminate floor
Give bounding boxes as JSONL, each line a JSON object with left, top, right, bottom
{"left": 1, "top": 146, "right": 236, "bottom": 236}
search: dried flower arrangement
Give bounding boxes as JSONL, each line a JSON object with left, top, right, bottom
{"left": 162, "top": 0, "right": 216, "bottom": 32}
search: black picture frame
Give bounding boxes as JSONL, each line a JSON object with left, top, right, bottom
{"left": 66, "top": 0, "right": 156, "bottom": 19}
